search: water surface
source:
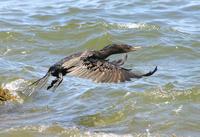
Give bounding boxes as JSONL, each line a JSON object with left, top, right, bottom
{"left": 0, "top": 0, "right": 200, "bottom": 137}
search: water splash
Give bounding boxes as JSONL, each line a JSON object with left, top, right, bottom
{"left": 1, "top": 79, "right": 25, "bottom": 103}
{"left": 107, "top": 22, "right": 159, "bottom": 30}
{"left": 172, "top": 105, "right": 183, "bottom": 115}
{"left": 2, "top": 79, "right": 25, "bottom": 91}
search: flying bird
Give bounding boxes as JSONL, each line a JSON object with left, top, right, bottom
{"left": 23, "top": 44, "right": 157, "bottom": 96}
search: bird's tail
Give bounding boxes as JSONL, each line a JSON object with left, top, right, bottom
{"left": 22, "top": 72, "right": 51, "bottom": 96}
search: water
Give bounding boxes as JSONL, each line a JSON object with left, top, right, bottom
{"left": 0, "top": 0, "right": 200, "bottom": 136}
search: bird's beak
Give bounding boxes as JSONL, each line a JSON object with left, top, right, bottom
{"left": 131, "top": 46, "right": 141, "bottom": 51}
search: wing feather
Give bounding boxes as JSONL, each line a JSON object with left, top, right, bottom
{"left": 67, "top": 56, "right": 157, "bottom": 83}
{"left": 117, "top": 69, "right": 124, "bottom": 82}
{"left": 86, "top": 69, "right": 99, "bottom": 79}
{"left": 109, "top": 68, "right": 117, "bottom": 83}
{"left": 115, "top": 69, "right": 122, "bottom": 83}
{"left": 94, "top": 71, "right": 106, "bottom": 83}
{"left": 77, "top": 68, "right": 88, "bottom": 77}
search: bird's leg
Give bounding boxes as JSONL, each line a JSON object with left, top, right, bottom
{"left": 52, "top": 73, "right": 63, "bottom": 91}
{"left": 120, "top": 53, "right": 128, "bottom": 65}
{"left": 111, "top": 54, "right": 128, "bottom": 66}
{"left": 47, "top": 79, "right": 58, "bottom": 90}
{"left": 47, "top": 73, "right": 63, "bottom": 91}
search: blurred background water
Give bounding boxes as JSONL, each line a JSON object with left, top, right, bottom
{"left": 0, "top": 0, "right": 200, "bottom": 137}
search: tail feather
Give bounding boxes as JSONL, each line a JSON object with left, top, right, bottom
{"left": 22, "top": 72, "right": 50, "bottom": 96}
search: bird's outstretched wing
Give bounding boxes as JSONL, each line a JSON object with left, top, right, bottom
{"left": 67, "top": 57, "right": 157, "bottom": 83}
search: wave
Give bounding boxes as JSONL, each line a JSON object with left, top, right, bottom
{"left": 1, "top": 79, "right": 25, "bottom": 104}
{"left": 0, "top": 124, "right": 171, "bottom": 137}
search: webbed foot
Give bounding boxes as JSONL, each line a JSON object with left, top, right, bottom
{"left": 47, "top": 73, "right": 63, "bottom": 90}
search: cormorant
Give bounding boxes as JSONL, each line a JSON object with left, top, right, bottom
{"left": 23, "top": 44, "right": 157, "bottom": 96}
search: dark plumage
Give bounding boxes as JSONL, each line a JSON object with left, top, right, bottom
{"left": 23, "top": 44, "right": 157, "bottom": 96}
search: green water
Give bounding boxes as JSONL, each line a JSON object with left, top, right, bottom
{"left": 0, "top": 0, "right": 200, "bottom": 137}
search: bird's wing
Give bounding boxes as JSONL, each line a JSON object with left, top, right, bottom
{"left": 67, "top": 58, "right": 157, "bottom": 83}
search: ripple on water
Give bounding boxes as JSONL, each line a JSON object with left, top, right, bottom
{"left": 0, "top": 0, "right": 200, "bottom": 136}
{"left": 0, "top": 78, "right": 200, "bottom": 136}
{"left": 0, "top": 124, "right": 134, "bottom": 137}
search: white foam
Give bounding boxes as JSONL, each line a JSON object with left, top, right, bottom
{"left": 172, "top": 105, "right": 183, "bottom": 114}
{"left": 111, "top": 22, "right": 145, "bottom": 29}
{"left": 124, "top": 92, "right": 131, "bottom": 97}
{"left": 6, "top": 125, "right": 133, "bottom": 137}
{"left": 104, "top": 22, "right": 159, "bottom": 30}
{"left": 21, "top": 51, "right": 27, "bottom": 54}
{"left": 3, "top": 48, "right": 11, "bottom": 55}
{"left": 2, "top": 79, "right": 25, "bottom": 103}
{"left": 3, "top": 79, "right": 26, "bottom": 91}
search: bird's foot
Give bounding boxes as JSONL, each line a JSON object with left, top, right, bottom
{"left": 47, "top": 73, "right": 63, "bottom": 91}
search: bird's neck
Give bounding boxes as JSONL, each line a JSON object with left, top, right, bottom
{"left": 96, "top": 48, "right": 121, "bottom": 59}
